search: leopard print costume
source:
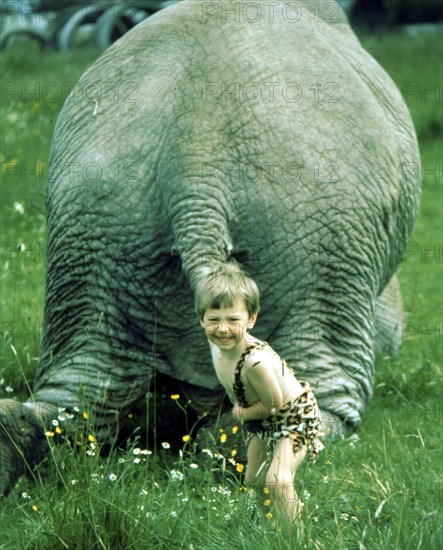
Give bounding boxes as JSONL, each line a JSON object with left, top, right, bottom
{"left": 233, "top": 340, "right": 324, "bottom": 461}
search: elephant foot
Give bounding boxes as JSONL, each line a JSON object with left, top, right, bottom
{"left": 0, "top": 399, "right": 54, "bottom": 496}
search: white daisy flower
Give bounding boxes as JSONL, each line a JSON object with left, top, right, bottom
{"left": 13, "top": 202, "right": 25, "bottom": 214}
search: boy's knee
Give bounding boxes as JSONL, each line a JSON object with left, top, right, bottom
{"left": 265, "top": 471, "right": 295, "bottom": 494}
{"left": 266, "top": 481, "right": 297, "bottom": 507}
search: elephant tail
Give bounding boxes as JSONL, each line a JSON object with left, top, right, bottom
{"left": 164, "top": 171, "right": 235, "bottom": 290}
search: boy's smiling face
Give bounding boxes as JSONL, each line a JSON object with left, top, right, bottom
{"left": 200, "top": 299, "right": 257, "bottom": 351}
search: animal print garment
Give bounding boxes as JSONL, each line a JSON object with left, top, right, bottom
{"left": 233, "top": 340, "right": 324, "bottom": 461}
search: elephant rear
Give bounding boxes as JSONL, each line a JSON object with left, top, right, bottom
{"left": 41, "top": 0, "right": 421, "bottom": 432}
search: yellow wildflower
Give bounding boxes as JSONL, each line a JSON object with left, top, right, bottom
{"left": 88, "top": 434, "right": 95, "bottom": 443}
{"left": 83, "top": 412, "right": 88, "bottom": 420}
{"left": 232, "top": 426, "right": 239, "bottom": 434}
{"left": 32, "top": 505, "right": 38, "bottom": 512}
{"left": 236, "top": 463, "right": 244, "bottom": 473}
{"left": 170, "top": 394, "right": 180, "bottom": 400}
{"left": 231, "top": 449, "right": 237, "bottom": 457}
{"left": 264, "top": 499, "right": 271, "bottom": 507}
{"left": 45, "top": 431, "right": 54, "bottom": 437}
{"left": 263, "top": 487, "right": 270, "bottom": 494}
{"left": 55, "top": 426, "right": 62, "bottom": 434}
{"left": 182, "top": 435, "right": 190, "bottom": 442}
{"left": 36, "top": 162, "right": 46, "bottom": 176}
{"left": 3, "top": 159, "right": 19, "bottom": 172}
{"left": 220, "top": 433, "right": 227, "bottom": 443}
{"left": 265, "top": 512, "right": 273, "bottom": 519}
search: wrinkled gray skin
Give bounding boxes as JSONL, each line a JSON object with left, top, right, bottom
{"left": 1, "top": 0, "right": 421, "bottom": 495}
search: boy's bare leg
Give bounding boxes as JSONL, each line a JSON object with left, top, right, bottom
{"left": 265, "top": 439, "right": 307, "bottom": 523}
{"left": 244, "top": 434, "right": 267, "bottom": 487}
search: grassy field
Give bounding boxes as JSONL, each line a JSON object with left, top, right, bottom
{"left": 1, "top": 29, "right": 442, "bottom": 550}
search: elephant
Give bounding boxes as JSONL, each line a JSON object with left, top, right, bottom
{"left": 0, "top": 0, "right": 421, "bottom": 496}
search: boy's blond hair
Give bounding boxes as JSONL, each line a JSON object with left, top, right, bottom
{"left": 195, "top": 262, "right": 260, "bottom": 320}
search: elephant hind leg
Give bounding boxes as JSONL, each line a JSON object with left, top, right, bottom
{"left": 375, "top": 274, "right": 404, "bottom": 357}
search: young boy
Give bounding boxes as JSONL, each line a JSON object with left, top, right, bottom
{"left": 195, "top": 262, "right": 323, "bottom": 523}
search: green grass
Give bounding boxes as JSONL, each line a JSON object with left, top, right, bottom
{"left": 1, "top": 29, "right": 442, "bottom": 549}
